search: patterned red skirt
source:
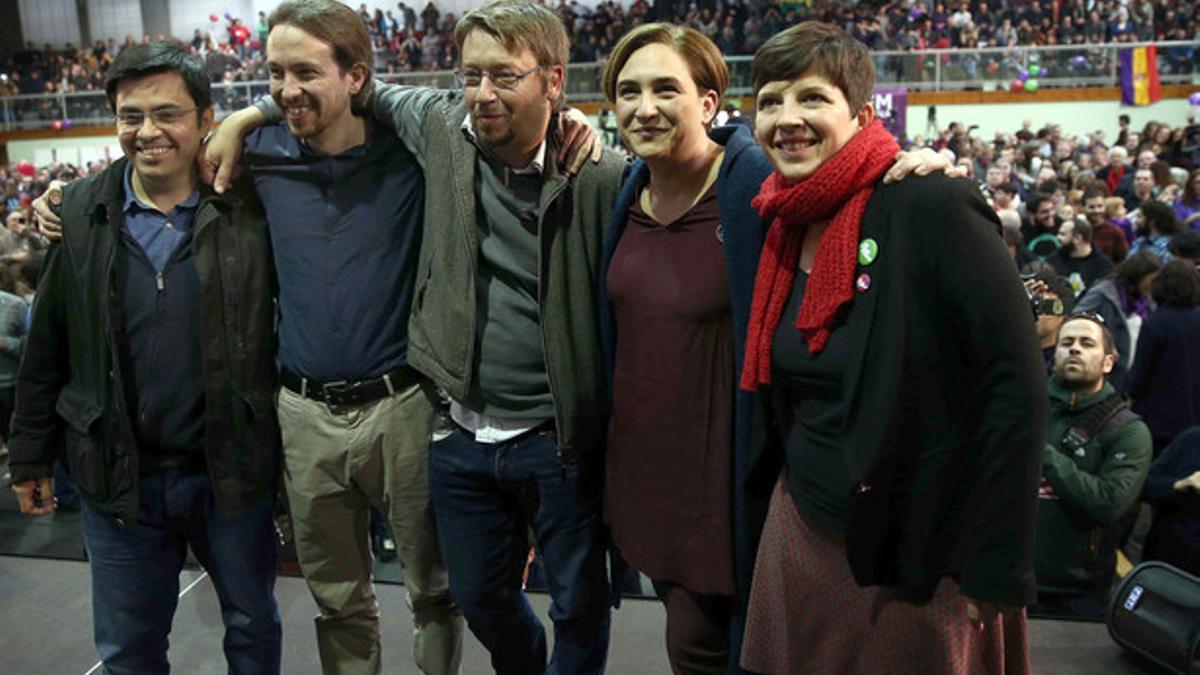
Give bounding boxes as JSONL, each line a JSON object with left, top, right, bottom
{"left": 741, "top": 480, "right": 1032, "bottom": 674}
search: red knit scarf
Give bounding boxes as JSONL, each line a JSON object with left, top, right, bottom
{"left": 740, "top": 119, "right": 899, "bottom": 392}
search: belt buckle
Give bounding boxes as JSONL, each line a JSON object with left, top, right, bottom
{"left": 321, "top": 380, "right": 352, "bottom": 412}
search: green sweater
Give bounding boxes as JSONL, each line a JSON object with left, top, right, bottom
{"left": 1035, "top": 379, "right": 1152, "bottom": 593}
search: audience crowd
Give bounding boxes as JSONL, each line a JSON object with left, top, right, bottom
{"left": 1, "top": 0, "right": 1196, "bottom": 99}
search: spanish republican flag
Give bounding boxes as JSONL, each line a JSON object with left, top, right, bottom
{"left": 1120, "top": 45, "right": 1162, "bottom": 106}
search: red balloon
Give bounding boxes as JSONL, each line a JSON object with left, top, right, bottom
{"left": 16, "top": 160, "right": 34, "bottom": 177}
{"left": 1011, "top": 79, "right": 1024, "bottom": 92}
{"left": 50, "top": 120, "right": 63, "bottom": 131}
{"left": 210, "top": 14, "right": 219, "bottom": 22}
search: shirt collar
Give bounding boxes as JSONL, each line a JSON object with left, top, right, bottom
{"left": 123, "top": 162, "right": 200, "bottom": 215}
{"left": 460, "top": 113, "right": 547, "bottom": 176}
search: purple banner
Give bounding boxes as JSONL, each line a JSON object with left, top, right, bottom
{"left": 873, "top": 87, "right": 908, "bottom": 140}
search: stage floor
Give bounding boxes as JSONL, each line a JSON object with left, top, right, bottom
{"left": 0, "top": 556, "right": 1159, "bottom": 674}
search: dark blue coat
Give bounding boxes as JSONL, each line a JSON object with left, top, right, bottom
{"left": 598, "top": 124, "right": 772, "bottom": 673}
{"left": 1129, "top": 306, "right": 1200, "bottom": 443}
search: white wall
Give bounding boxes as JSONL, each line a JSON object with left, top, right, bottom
{"left": 18, "top": 0, "right": 81, "bottom": 48}
{"left": 88, "top": 0, "right": 144, "bottom": 43}
{"left": 7, "top": 135, "right": 122, "bottom": 167}
{"left": 904, "top": 97, "right": 1193, "bottom": 145}
{"left": 170, "top": 0, "right": 256, "bottom": 42}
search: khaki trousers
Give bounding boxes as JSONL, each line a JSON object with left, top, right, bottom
{"left": 278, "top": 380, "right": 463, "bottom": 675}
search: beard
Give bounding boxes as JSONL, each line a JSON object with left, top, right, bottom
{"left": 1054, "top": 362, "right": 1103, "bottom": 391}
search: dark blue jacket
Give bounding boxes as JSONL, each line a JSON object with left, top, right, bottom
{"left": 598, "top": 124, "right": 772, "bottom": 673}
{"left": 1142, "top": 426, "right": 1200, "bottom": 576}
{"left": 1129, "top": 306, "right": 1200, "bottom": 442}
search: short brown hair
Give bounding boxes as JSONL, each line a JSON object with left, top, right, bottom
{"left": 751, "top": 21, "right": 874, "bottom": 113}
{"left": 1059, "top": 314, "right": 1117, "bottom": 357}
{"left": 601, "top": 23, "right": 729, "bottom": 105}
{"left": 269, "top": 0, "right": 373, "bottom": 109}
{"left": 455, "top": 0, "right": 569, "bottom": 71}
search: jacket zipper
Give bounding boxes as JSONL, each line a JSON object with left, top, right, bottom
{"left": 536, "top": 176, "right": 571, "bottom": 467}
{"left": 103, "top": 222, "right": 137, "bottom": 523}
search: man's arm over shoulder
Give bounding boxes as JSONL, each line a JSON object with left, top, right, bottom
{"left": 575, "top": 147, "right": 628, "bottom": 202}
{"left": 1044, "top": 419, "right": 1153, "bottom": 525}
{"left": 368, "top": 80, "right": 461, "bottom": 163}
{"left": 572, "top": 146, "right": 628, "bottom": 239}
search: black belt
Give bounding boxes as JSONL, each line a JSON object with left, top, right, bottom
{"left": 280, "top": 366, "right": 419, "bottom": 408}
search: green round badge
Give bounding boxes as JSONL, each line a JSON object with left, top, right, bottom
{"left": 858, "top": 238, "right": 879, "bottom": 266}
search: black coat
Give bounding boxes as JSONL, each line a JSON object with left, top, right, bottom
{"left": 8, "top": 158, "right": 280, "bottom": 526}
{"left": 746, "top": 174, "right": 1047, "bottom": 606}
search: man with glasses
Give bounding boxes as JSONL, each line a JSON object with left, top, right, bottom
{"left": 212, "top": 1, "right": 622, "bottom": 672}
{"left": 8, "top": 41, "right": 282, "bottom": 673}
{"left": 1032, "top": 313, "right": 1152, "bottom": 620}
{"left": 33, "top": 4, "right": 467, "bottom": 671}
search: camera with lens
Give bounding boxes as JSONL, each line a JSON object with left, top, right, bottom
{"left": 1021, "top": 273, "right": 1066, "bottom": 318}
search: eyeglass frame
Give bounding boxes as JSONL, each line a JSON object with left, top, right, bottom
{"left": 454, "top": 64, "right": 542, "bottom": 90}
{"left": 114, "top": 107, "right": 204, "bottom": 130}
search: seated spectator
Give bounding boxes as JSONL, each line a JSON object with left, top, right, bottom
{"left": 1023, "top": 192, "right": 1063, "bottom": 259}
{"left": 0, "top": 265, "right": 27, "bottom": 450}
{"left": 1097, "top": 145, "right": 1130, "bottom": 196}
{"left": 1170, "top": 230, "right": 1200, "bottom": 267}
{"left": 1075, "top": 250, "right": 1163, "bottom": 393}
{"left": 1126, "top": 167, "right": 1156, "bottom": 213}
{"left": 1174, "top": 169, "right": 1200, "bottom": 230}
{"left": 1104, "top": 195, "right": 1134, "bottom": 247}
{"left": 1141, "top": 427, "right": 1200, "bottom": 577}
{"left": 1047, "top": 219, "right": 1114, "bottom": 296}
{"left": 1034, "top": 315, "right": 1152, "bottom": 620}
{"left": 1129, "top": 259, "right": 1200, "bottom": 453}
{"left": 993, "top": 181, "right": 1021, "bottom": 212}
{"left": 1000, "top": 208, "right": 1036, "bottom": 268}
{"left": 1083, "top": 185, "right": 1130, "bottom": 263}
{"left": 1131, "top": 200, "right": 1181, "bottom": 263}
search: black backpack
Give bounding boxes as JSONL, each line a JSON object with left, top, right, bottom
{"left": 1108, "top": 561, "right": 1200, "bottom": 674}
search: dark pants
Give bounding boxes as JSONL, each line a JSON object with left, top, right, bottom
{"left": 81, "top": 470, "right": 281, "bottom": 675}
{"left": 651, "top": 581, "right": 732, "bottom": 675}
{"left": 430, "top": 427, "right": 610, "bottom": 675}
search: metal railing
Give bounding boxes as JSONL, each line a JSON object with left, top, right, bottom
{"left": 1, "top": 41, "right": 1195, "bottom": 131}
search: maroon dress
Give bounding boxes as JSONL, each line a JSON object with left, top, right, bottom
{"left": 604, "top": 186, "right": 735, "bottom": 596}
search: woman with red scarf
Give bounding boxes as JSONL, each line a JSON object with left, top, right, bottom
{"left": 737, "top": 22, "right": 1046, "bottom": 674}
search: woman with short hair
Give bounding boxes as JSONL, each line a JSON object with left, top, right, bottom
{"left": 737, "top": 22, "right": 1044, "bottom": 673}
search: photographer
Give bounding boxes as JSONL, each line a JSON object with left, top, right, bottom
{"left": 1026, "top": 271, "right": 1074, "bottom": 373}
{"left": 1033, "top": 315, "right": 1152, "bottom": 620}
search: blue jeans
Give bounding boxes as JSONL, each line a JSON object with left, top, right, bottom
{"left": 430, "top": 427, "right": 610, "bottom": 675}
{"left": 81, "top": 470, "right": 281, "bottom": 675}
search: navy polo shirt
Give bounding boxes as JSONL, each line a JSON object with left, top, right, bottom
{"left": 243, "top": 123, "right": 424, "bottom": 383}
{"left": 118, "top": 166, "right": 206, "bottom": 471}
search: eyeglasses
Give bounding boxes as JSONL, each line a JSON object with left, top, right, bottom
{"left": 115, "top": 107, "right": 201, "bottom": 129}
{"left": 454, "top": 65, "right": 541, "bottom": 90}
